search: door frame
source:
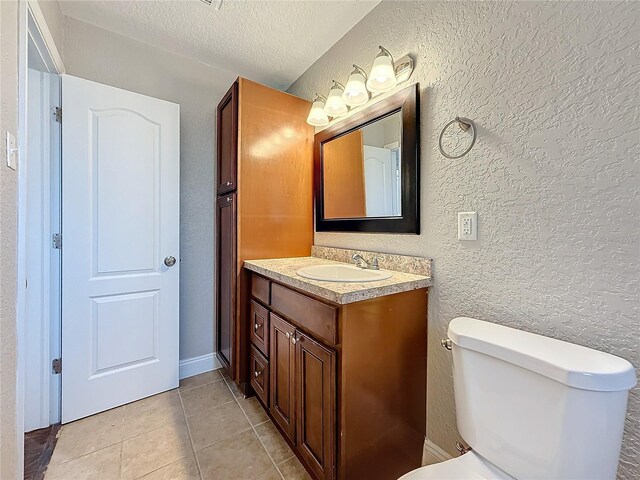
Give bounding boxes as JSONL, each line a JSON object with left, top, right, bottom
{"left": 17, "top": 0, "right": 65, "bottom": 469}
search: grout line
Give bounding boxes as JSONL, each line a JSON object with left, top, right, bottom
{"left": 178, "top": 375, "right": 226, "bottom": 393}
{"left": 224, "top": 380, "right": 286, "bottom": 480}
{"left": 177, "top": 388, "right": 205, "bottom": 480}
{"left": 119, "top": 404, "right": 125, "bottom": 479}
{"left": 118, "top": 441, "right": 124, "bottom": 480}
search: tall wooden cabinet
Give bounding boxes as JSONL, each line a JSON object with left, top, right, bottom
{"left": 215, "top": 78, "right": 314, "bottom": 386}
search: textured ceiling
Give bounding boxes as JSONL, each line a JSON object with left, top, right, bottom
{"left": 58, "top": 0, "right": 380, "bottom": 90}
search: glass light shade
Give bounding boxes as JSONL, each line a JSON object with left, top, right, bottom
{"left": 307, "top": 99, "right": 329, "bottom": 127}
{"left": 366, "top": 52, "right": 397, "bottom": 93}
{"left": 324, "top": 85, "right": 348, "bottom": 117}
{"left": 342, "top": 72, "right": 369, "bottom": 107}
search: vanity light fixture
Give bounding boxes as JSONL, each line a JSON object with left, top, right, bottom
{"left": 341, "top": 65, "right": 370, "bottom": 107}
{"left": 306, "top": 94, "right": 330, "bottom": 127}
{"left": 366, "top": 46, "right": 398, "bottom": 93}
{"left": 324, "top": 81, "right": 348, "bottom": 117}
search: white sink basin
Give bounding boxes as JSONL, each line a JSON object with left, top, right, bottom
{"left": 296, "top": 264, "right": 392, "bottom": 283}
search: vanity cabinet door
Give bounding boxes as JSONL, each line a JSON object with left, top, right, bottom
{"left": 269, "top": 313, "right": 297, "bottom": 443}
{"left": 249, "top": 300, "right": 269, "bottom": 357}
{"left": 250, "top": 346, "right": 269, "bottom": 407}
{"left": 296, "top": 333, "right": 336, "bottom": 480}
{"left": 216, "top": 81, "right": 238, "bottom": 195}
{"left": 216, "top": 194, "right": 236, "bottom": 376}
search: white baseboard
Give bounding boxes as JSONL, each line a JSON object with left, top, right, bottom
{"left": 422, "top": 439, "right": 453, "bottom": 466}
{"left": 179, "top": 352, "right": 221, "bottom": 380}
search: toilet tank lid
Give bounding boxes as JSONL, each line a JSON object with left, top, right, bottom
{"left": 448, "top": 317, "right": 637, "bottom": 392}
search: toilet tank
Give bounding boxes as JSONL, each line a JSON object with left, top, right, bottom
{"left": 448, "top": 317, "right": 636, "bottom": 480}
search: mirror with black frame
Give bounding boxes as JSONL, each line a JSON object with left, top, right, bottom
{"left": 314, "top": 83, "right": 419, "bottom": 233}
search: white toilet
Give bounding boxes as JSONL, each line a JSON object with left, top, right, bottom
{"left": 400, "top": 317, "right": 637, "bottom": 480}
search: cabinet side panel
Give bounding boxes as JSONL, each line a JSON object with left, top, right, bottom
{"left": 339, "top": 289, "right": 428, "bottom": 480}
{"left": 237, "top": 77, "right": 314, "bottom": 263}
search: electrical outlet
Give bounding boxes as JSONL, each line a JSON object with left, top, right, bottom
{"left": 458, "top": 212, "right": 477, "bottom": 240}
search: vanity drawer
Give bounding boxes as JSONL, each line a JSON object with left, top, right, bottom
{"left": 251, "top": 274, "right": 271, "bottom": 305}
{"left": 250, "top": 345, "right": 269, "bottom": 407}
{"left": 249, "top": 300, "right": 269, "bottom": 357}
{"left": 271, "top": 283, "right": 338, "bottom": 345}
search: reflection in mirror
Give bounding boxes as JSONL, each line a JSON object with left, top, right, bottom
{"left": 322, "top": 112, "right": 402, "bottom": 219}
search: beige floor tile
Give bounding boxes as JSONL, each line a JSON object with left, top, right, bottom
{"left": 187, "top": 401, "right": 252, "bottom": 451}
{"left": 197, "top": 430, "right": 273, "bottom": 480}
{"left": 254, "top": 421, "right": 295, "bottom": 465}
{"left": 223, "top": 376, "right": 244, "bottom": 399}
{"left": 137, "top": 456, "right": 200, "bottom": 480}
{"left": 121, "top": 420, "right": 193, "bottom": 479}
{"left": 251, "top": 465, "right": 284, "bottom": 480}
{"left": 277, "top": 457, "right": 312, "bottom": 480}
{"left": 179, "top": 370, "right": 223, "bottom": 392}
{"left": 45, "top": 444, "right": 121, "bottom": 480}
{"left": 180, "top": 381, "right": 234, "bottom": 418}
{"left": 238, "top": 396, "right": 270, "bottom": 426}
{"left": 123, "top": 391, "right": 185, "bottom": 439}
{"left": 50, "top": 407, "right": 124, "bottom": 464}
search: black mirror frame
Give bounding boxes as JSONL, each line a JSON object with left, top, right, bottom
{"left": 314, "top": 83, "right": 420, "bottom": 234}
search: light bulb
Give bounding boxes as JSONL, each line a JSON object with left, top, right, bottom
{"left": 366, "top": 46, "right": 397, "bottom": 93}
{"left": 341, "top": 65, "right": 369, "bottom": 107}
{"left": 324, "top": 81, "right": 348, "bottom": 117}
{"left": 306, "top": 95, "right": 330, "bottom": 127}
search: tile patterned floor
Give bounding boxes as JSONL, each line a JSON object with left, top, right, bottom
{"left": 45, "top": 370, "right": 311, "bottom": 480}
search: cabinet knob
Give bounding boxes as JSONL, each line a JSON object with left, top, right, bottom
{"left": 226, "top": 196, "right": 231, "bottom": 202}
{"left": 254, "top": 370, "right": 262, "bottom": 377}
{"left": 291, "top": 336, "right": 298, "bottom": 345}
{"left": 226, "top": 181, "right": 231, "bottom": 186}
{"left": 254, "top": 323, "right": 261, "bottom": 331}
{"left": 285, "top": 332, "right": 290, "bottom": 339}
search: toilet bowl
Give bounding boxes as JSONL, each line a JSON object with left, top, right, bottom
{"left": 399, "top": 317, "right": 637, "bottom": 480}
{"left": 399, "top": 450, "right": 514, "bottom": 480}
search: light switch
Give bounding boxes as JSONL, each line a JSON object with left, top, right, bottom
{"left": 6, "top": 132, "right": 17, "bottom": 170}
{"left": 458, "top": 212, "right": 478, "bottom": 240}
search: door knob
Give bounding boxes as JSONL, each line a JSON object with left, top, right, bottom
{"left": 164, "top": 256, "right": 177, "bottom": 267}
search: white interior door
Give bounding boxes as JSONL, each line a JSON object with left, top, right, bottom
{"left": 363, "top": 145, "right": 394, "bottom": 217}
{"left": 61, "top": 75, "right": 180, "bottom": 423}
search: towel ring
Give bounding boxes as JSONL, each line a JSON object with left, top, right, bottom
{"left": 438, "top": 117, "right": 476, "bottom": 159}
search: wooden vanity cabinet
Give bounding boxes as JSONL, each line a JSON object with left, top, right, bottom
{"left": 246, "top": 271, "right": 428, "bottom": 480}
{"left": 214, "top": 78, "right": 313, "bottom": 385}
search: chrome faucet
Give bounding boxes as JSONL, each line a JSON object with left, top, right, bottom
{"left": 351, "top": 254, "right": 380, "bottom": 270}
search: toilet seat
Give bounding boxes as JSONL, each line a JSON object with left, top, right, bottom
{"left": 398, "top": 451, "right": 515, "bottom": 480}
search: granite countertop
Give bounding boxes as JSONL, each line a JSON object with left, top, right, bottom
{"left": 243, "top": 256, "right": 432, "bottom": 305}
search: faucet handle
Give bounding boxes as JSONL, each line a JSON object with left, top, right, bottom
{"left": 370, "top": 257, "right": 380, "bottom": 270}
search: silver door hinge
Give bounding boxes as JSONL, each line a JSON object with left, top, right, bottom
{"left": 53, "top": 106, "right": 62, "bottom": 123}
{"left": 52, "top": 358, "right": 62, "bottom": 374}
{"left": 52, "top": 233, "right": 62, "bottom": 249}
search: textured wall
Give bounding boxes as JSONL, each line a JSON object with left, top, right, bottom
{"left": 63, "top": 17, "right": 237, "bottom": 361}
{"left": 288, "top": 2, "right": 640, "bottom": 478}
{"left": 1, "top": 0, "right": 20, "bottom": 477}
